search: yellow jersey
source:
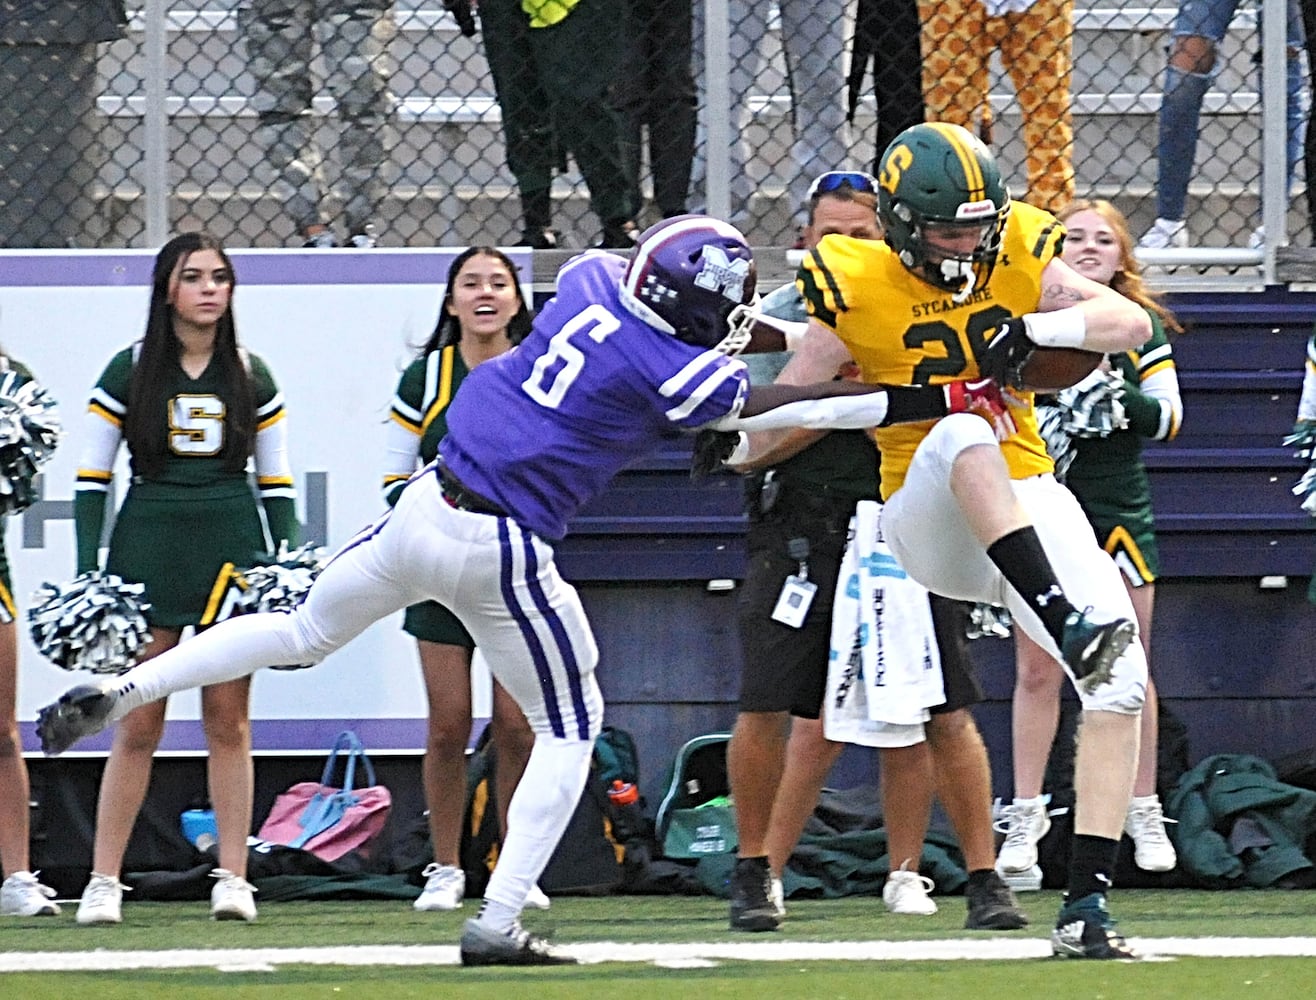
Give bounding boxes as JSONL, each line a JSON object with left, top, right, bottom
{"left": 799, "top": 200, "right": 1064, "bottom": 498}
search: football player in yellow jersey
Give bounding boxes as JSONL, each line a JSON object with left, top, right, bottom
{"left": 771, "top": 123, "right": 1153, "bottom": 959}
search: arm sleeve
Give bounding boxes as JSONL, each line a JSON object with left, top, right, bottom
{"left": 249, "top": 356, "right": 298, "bottom": 548}
{"left": 709, "top": 385, "right": 948, "bottom": 432}
{"left": 73, "top": 391, "right": 126, "bottom": 575}
{"left": 382, "top": 385, "right": 423, "bottom": 508}
{"left": 1122, "top": 315, "right": 1183, "bottom": 441}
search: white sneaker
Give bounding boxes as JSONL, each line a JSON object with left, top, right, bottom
{"left": 998, "top": 864, "right": 1043, "bottom": 893}
{"left": 525, "top": 883, "right": 551, "bottom": 910}
{"left": 995, "top": 796, "right": 1051, "bottom": 873}
{"left": 1138, "top": 218, "right": 1188, "bottom": 249}
{"left": 76, "top": 872, "right": 127, "bottom": 925}
{"left": 1124, "top": 794, "right": 1177, "bottom": 872}
{"left": 414, "top": 863, "right": 465, "bottom": 911}
{"left": 882, "top": 863, "right": 937, "bottom": 916}
{"left": 769, "top": 875, "right": 785, "bottom": 918}
{"left": 210, "top": 868, "right": 258, "bottom": 921}
{"left": 0, "top": 871, "right": 60, "bottom": 916}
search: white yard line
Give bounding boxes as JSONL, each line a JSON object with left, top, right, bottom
{"left": 4, "top": 937, "right": 1316, "bottom": 972}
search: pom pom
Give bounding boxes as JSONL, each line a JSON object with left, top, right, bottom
{"left": 0, "top": 372, "right": 62, "bottom": 515}
{"left": 232, "top": 542, "right": 326, "bottom": 615}
{"left": 967, "top": 602, "right": 1013, "bottom": 640}
{"left": 28, "top": 572, "right": 152, "bottom": 674}
{"left": 226, "top": 543, "right": 326, "bottom": 671}
{"left": 1293, "top": 464, "right": 1316, "bottom": 517}
{"left": 1035, "top": 402, "right": 1075, "bottom": 482}
{"left": 1053, "top": 368, "right": 1127, "bottom": 439}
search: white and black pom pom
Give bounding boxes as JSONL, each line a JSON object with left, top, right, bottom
{"left": 967, "top": 602, "right": 1013, "bottom": 641}
{"left": 233, "top": 542, "right": 326, "bottom": 615}
{"left": 1293, "top": 464, "right": 1316, "bottom": 517}
{"left": 28, "top": 572, "right": 153, "bottom": 675}
{"left": 233, "top": 543, "right": 326, "bottom": 670}
{"left": 1055, "top": 368, "right": 1127, "bottom": 439}
{"left": 0, "top": 372, "right": 62, "bottom": 515}
{"left": 1035, "top": 402, "right": 1075, "bottom": 483}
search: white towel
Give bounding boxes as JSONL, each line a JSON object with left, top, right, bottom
{"left": 823, "top": 501, "right": 945, "bottom": 746}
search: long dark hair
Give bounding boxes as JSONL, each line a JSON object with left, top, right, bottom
{"left": 421, "top": 246, "right": 532, "bottom": 355}
{"left": 124, "top": 232, "right": 256, "bottom": 476}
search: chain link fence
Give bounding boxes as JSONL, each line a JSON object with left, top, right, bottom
{"left": 0, "top": 0, "right": 1307, "bottom": 262}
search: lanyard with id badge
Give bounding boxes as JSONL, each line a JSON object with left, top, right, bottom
{"left": 771, "top": 535, "right": 816, "bottom": 628}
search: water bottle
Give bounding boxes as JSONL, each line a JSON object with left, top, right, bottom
{"left": 607, "top": 780, "right": 642, "bottom": 842}
{"left": 608, "top": 780, "right": 639, "bottom": 807}
{"left": 180, "top": 807, "right": 218, "bottom": 852}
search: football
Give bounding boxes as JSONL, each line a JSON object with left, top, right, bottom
{"left": 1016, "top": 346, "right": 1104, "bottom": 393}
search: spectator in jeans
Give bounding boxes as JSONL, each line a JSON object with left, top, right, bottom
{"left": 918, "top": 0, "right": 1075, "bottom": 212}
{"left": 0, "top": 0, "right": 126, "bottom": 247}
{"left": 240, "top": 0, "right": 397, "bottom": 248}
{"left": 471, "top": 0, "right": 638, "bottom": 248}
{"left": 1139, "top": 0, "right": 1306, "bottom": 249}
{"left": 690, "top": 0, "right": 854, "bottom": 231}
{"left": 613, "top": 0, "right": 696, "bottom": 223}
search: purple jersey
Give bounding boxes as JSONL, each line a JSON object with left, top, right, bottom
{"left": 441, "top": 251, "right": 750, "bottom": 539}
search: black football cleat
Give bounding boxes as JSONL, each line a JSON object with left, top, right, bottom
{"left": 459, "top": 919, "right": 576, "bottom": 966}
{"left": 36, "top": 683, "right": 119, "bottom": 755}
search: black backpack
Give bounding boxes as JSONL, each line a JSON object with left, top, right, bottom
{"left": 460, "top": 726, "right": 641, "bottom": 896}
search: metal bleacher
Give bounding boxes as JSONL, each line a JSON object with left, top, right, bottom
{"left": 92, "top": 3, "right": 1294, "bottom": 249}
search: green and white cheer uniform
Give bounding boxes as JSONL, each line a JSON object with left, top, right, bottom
{"left": 74, "top": 345, "right": 298, "bottom": 627}
{"left": 382, "top": 344, "right": 476, "bottom": 647}
{"left": 1065, "top": 310, "right": 1183, "bottom": 587}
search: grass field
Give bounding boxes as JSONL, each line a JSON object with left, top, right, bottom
{"left": 3, "top": 889, "right": 1316, "bottom": 997}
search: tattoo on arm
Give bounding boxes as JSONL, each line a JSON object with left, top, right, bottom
{"left": 1040, "top": 282, "right": 1088, "bottom": 310}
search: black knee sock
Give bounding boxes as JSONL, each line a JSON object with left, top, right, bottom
{"left": 1066, "top": 834, "right": 1120, "bottom": 903}
{"left": 985, "top": 526, "right": 1076, "bottom": 643}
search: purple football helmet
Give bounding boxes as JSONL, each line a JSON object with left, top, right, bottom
{"left": 619, "top": 214, "right": 758, "bottom": 354}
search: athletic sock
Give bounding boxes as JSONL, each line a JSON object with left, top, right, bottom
{"left": 1065, "top": 833, "right": 1120, "bottom": 902}
{"left": 985, "top": 526, "right": 1076, "bottom": 643}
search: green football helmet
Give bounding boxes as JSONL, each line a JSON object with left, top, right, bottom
{"left": 877, "top": 122, "right": 1011, "bottom": 299}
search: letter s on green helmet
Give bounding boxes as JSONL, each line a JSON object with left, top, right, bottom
{"left": 877, "top": 122, "right": 1011, "bottom": 301}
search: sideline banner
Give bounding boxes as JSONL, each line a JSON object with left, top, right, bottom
{"left": 1, "top": 247, "right": 532, "bottom": 754}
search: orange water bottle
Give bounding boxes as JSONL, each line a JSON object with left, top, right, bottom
{"left": 608, "top": 780, "right": 639, "bottom": 806}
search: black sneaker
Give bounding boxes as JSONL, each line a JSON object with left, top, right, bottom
{"left": 518, "top": 227, "right": 560, "bottom": 250}
{"left": 729, "top": 857, "right": 781, "bottom": 932}
{"left": 964, "top": 870, "right": 1028, "bottom": 930}
{"left": 597, "top": 220, "right": 638, "bottom": 250}
{"left": 458, "top": 919, "right": 576, "bottom": 966}
{"left": 1059, "top": 608, "right": 1136, "bottom": 693}
{"left": 1051, "top": 893, "right": 1139, "bottom": 959}
{"left": 36, "top": 682, "right": 119, "bottom": 755}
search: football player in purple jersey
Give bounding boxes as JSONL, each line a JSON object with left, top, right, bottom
{"left": 37, "top": 215, "right": 1010, "bottom": 965}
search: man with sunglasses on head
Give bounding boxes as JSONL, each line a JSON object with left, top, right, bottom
{"left": 724, "top": 170, "right": 1026, "bottom": 935}
{"left": 757, "top": 123, "right": 1153, "bottom": 960}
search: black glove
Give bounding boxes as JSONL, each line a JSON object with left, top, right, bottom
{"left": 690, "top": 429, "right": 745, "bottom": 479}
{"left": 979, "top": 317, "right": 1035, "bottom": 389}
{"left": 443, "top": 0, "right": 477, "bottom": 36}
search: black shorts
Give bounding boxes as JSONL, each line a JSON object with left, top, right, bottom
{"left": 736, "top": 513, "right": 981, "bottom": 719}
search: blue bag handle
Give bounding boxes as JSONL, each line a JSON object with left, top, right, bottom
{"left": 287, "top": 730, "right": 375, "bottom": 849}
{"left": 317, "top": 730, "right": 377, "bottom": 791}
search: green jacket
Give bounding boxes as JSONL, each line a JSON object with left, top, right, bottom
{"left": 1168, "top": 753, "right": 1316, "bottom": 888}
